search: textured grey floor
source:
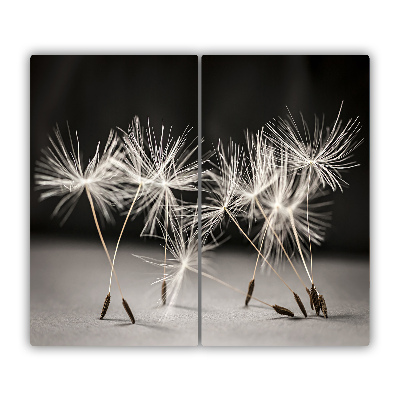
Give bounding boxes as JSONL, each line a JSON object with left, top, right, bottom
{"left": 202, "top": 249, "right": 369, "bottom": 346}
{"left": 30, "top": 237, "right": 198, "bottom": 346}
{"left": 31, "top": 237, "right": 369, "bottom": 346}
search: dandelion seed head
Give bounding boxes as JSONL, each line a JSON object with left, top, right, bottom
{"left": 35, "top": 125, "right": 125, "bottom": 225}
{"left": 117, "top": 116, "right": 199, "bottom": 236}
{"left": 265, "top": 101, "right": 363, "bottom": 192}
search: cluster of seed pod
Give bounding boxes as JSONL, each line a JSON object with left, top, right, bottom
{"left": 307, "top": 284, "right": 328, "bottom": 318}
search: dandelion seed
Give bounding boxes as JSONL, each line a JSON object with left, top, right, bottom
{"left": 35, "top": 125, "right": 126, "bottom": 225}
{"left": 265, "top": 101, "right": 363, "bottom": 192}
{"left": 35, "top": 125, "right": 135, "bottom": 323}
{"left": 237, "top": 130, "right": 282, "bottom": 306}
{"left": 203, "top": 140, "right": 307, "bottom": 316}
{"left": 238, "top": 133, "right": 320, "bottom": 308}
{"left": 253, "top": 157, "right": 330, "bottom": 312}
{"left": 101, "top": 115, "right": 202, "bottom": 315}
{"left": 265, "top": 102, "right": 362, "bottom": 291}
{"left": 115, "top": 117, "right": 199, "bottom": 304}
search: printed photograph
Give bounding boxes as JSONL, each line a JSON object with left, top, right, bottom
{"left": 30, "top": 55, "right": 199, "bottom": 346}
{"left": 201, "top": 55, "right": 369, "bottom": 346}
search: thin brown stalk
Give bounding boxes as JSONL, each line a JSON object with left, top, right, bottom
{"left": 85, "top": 186, "right": 123, "bottom": 299}
{"left": 108, "top": 183, "right": 142, "bottom": 293}
{"left": 247, "top": 210, "right": 272, "bottom": 306}
{"left": 162, "top": 191, "right": 169, "bottom": 305}
{"left": 252, "top": 210, "right": 272, "bottom": 280}
{"left": 288, "top": 208, "right": 312, "bottom": 284}
{"left": 306, "top": 169, "right": 314, "bottom": 283}
{"left": 223, "top": 207, "right": 293, "bottom": 293}
{"left": 86, "top": 187, "right": 135, "bottom": 323}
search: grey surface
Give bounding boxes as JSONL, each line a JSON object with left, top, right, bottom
{"left": 30, "top": 237, "right": 198, "bottom": 346}
{"left": 31, "top": 237, "right": 369, "bottom": 346}
{"left": 202, "top": 250, "right": 369, "bottom": 346}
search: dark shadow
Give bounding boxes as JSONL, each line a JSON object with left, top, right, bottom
{"left": 266, "top": 316, "right": 301, "bottom": 321}
{"left": 150, "top": 304, "right": 197, "bottom": 312}
{"left": 169, "top": 304, "right": 197, "bottom": 312}
{"left": 100, "top": 318, "right": 131, "bottom": 323}
{"left": 321, "top": 314, "right": 359, "bottom": 321}
{"left": 244, "top": 304, "right": 269, "bottom": 310}
{"left": 100, "top": 318, "right": 174, "bottom": 330}
{"left": 150, "top": 305, "right": 166, "bottom": 310}
{"left": 135, "top": 323, "right": 173, "bottom": 332}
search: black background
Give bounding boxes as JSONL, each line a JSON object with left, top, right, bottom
{"left": 31, "top": 55, "right": 369, "bottom": 254}
{"left": 202, "top": 55, "right": 369, "bottom": 254}
{"left": 30, "top": 55, "right": 198, "bottom": 240}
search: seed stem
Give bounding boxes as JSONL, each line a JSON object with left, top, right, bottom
{"left": 85, "top": 186, "right": 123, "bottom": 299}
{"left": 162, "top": 191, "right": 169, "bottom": 305}
{"left": 288, "top": 208, "right": 312, "bottom": 284}
{"left": 108, "top": 182, "right": 142, "bottom": 293}
{"left": 255, "top": 197, "right": 307, "bottom": 289}
{"left": 223, "top": 207, "right": 293, "bottom": 294}
{"left": 252, "top": 209, "right": 272, "bottom": 281}
{"left": 306, "top": 169, "right": 314, "bottom": 284}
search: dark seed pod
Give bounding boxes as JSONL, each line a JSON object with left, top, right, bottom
{"left": 319, "top": 294, "right": 328, "bottom": 318}
{"left": 293, "top": 292, "right": 307, "bottom": 318}
{"left": 245, "top": 279, "right": 255, "bottom": 306}
{"left": 162, "top": 280, "right": 167, "bottom": 305}
{"left": 306, "top": 287, "right": 314, "bottom": 310}
{"left": 273, "top": 305, "right": 294, "bottom": 317}
{"left": 310, "top": 284, "right": 320, "bottom": 316}
{"left": 100, "top": 292, "right": 111, "bottom": 319}
{"left": 122, "top": 298, "right": 135, "bottom": 324}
